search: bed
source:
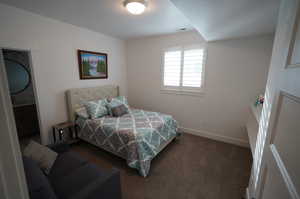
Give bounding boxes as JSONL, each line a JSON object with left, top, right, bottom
{"left": 66, "top": 85, "right": 179, "bottom": 177}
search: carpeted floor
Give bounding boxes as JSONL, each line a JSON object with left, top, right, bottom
{"left": 71, "top": 133, "right": 252, "bottom": 199}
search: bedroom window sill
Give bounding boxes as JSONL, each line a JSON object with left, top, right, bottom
{"left": 160, "top": 89, "right": 205, "bottom": 97}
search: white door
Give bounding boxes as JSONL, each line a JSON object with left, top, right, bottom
{"left": 252, "top": 0, "right": 300, "bottom": 198}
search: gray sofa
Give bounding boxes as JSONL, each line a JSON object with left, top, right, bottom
{"left": 22, "top": 143, "right": 122, "bottom": 199}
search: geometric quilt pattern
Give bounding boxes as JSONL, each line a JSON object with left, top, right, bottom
{"left": 76, "top": 108, "right": 179, "bottom": 177}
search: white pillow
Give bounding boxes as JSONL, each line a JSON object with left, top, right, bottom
{"left": 23, "top": 141, "right": 58, "bottom": 174}
{"left": 75, "top": 107, "right": 89, "bottom": 119}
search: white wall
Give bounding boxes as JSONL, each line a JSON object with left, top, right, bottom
{"left": 126, "top": 31, "right": 273, "bottom": 146}
{"left": 0, "top": 3, "right": 127, "bottom": 144}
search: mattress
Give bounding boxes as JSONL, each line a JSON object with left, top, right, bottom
{"left": 76, "top": 108, "right": 179, "bottom": 177}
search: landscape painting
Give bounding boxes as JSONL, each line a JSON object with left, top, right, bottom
{"left": 77, "top": 50, "right": 108, "bottom": 79}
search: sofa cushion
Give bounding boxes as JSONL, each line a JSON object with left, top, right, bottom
{"left": 52, "top": 163, "right": 112, "bottom": 199}
{"left": 22, "top": 156, "right": 57, "bottom": 199}
{"left": 48, "top": 151, "right": 88, "bottom": 182}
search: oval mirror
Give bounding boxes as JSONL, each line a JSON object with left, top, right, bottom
{"left": 4, "top": 59, "right": 31, "bottom": 95}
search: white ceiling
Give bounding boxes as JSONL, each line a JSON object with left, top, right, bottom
{"left": 0, "top": 0, "right": 280, "bottom": 41}
{"left": 170, "top": 0, "right": 280, "bottom": 41}
{"left": 0, "top": 0, "right": 194, "bottom": 39}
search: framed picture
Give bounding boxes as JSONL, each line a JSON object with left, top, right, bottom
{"left": 77, "top": 50, "right": 108, "bottom": 79}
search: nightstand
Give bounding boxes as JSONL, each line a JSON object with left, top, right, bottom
{"left": 52, "top": 122, "right": 78, "bottom": 144}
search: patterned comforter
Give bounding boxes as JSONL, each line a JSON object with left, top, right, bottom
{"left": 76, "top": 108, "right": 179, "bottom": 177}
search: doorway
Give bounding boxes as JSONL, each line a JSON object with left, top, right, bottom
{"left": 1, "top": 49, "right": 41, "bottom": 148}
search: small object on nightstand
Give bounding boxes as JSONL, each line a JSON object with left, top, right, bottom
{"left": 52, "top": 122, "right": 78, "bottom": 144}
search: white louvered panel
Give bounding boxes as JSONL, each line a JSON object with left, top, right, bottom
{"left": 163, "top": 51, "right": 181, "bottom": 86}
{"left": 182, "top": 49, "right": 204, "bottom": 87}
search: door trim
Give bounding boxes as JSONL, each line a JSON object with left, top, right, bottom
{"left": 286, "top": 2, "right": 300, "bottom": 68}
{"left": 270, "top": 145, "right": 299, "bottom": 199}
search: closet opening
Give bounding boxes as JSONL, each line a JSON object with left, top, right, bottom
{"left": 1, "top": 48, "right": 41, "bottom": 148}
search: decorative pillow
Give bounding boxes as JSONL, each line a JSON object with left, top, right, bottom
{"left": 106, "top": 96, "right": 129, "bottom": 116}
{"left": 23, "top": 141, "right": 58, "bottom": 175}
{"left": 111, "top": 104, "right": 129, "bottom": 117}
{"left": 84, "top": 99, "right": 108, "bottom": 119}
{"left": 75, "top": 107, "right": 89, "bottom": 119}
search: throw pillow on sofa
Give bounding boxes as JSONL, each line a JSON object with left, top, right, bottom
{"left": 23, "top": 140, "right": 58, "bottom": 174}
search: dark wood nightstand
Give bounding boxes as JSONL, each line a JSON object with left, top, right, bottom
{"left": 52, "top": 122, "right": 78, "bottom": 144}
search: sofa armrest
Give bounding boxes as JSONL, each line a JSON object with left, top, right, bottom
{"left": 72, "top": 168, "right": 122, "bottom": 199}
{"left": 47, "top": 143, "right": 70, "bottom": 153}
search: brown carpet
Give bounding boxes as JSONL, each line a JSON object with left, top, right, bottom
{"left": 71, "top": 133, "right": 252, "bottom": 199}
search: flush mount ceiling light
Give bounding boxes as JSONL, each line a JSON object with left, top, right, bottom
{"left": 124, "top": 0, "right": 147, "bottom": 15}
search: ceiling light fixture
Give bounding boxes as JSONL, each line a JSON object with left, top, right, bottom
{"left": 124, "top": 0, "right": 147, "bottom": 15}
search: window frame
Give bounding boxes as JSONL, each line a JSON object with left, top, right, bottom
{"left": 161, "top": 44, "right": 207, "bottom": 96}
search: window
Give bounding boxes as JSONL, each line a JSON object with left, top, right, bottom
{"left": 163, "top": 50, "right": 181, "bottom": 87}
{"left": 162, "top": 46, "right": 206, "bottom": 94}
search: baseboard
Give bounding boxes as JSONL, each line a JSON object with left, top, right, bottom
{"left": 179, "top": 126, "right": 249, "bottom": 148}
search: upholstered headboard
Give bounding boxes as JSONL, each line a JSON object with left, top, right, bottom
{"left": 66, "top": 85, "right": 119, "bottom": 121}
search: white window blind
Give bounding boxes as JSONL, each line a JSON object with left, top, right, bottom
{"left": 163, "top": 51, "right": 181, "bottom": 86}
{"left": 182, "top": 49, "right": 204, "bottom": 87}
{"left": 162, "top": 46, "right": 205, "bottom": 92}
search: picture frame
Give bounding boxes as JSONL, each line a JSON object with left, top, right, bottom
{"left": 77, "top": 50, "right": 108, "bottom": 79}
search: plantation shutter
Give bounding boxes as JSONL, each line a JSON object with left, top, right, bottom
{"left": 182, "top": 49, "right": 204, "bottom": 87}
{"left": 163, "top": 51, "right": 181, "bottom": 86}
